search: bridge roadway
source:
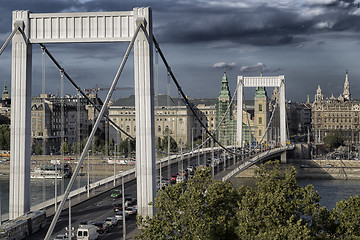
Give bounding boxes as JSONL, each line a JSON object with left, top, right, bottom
{"left": 27, "top": 146, "right": 291, "bottom": 239}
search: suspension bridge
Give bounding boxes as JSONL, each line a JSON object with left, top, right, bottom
{"left": 0, "top": 7, "right": 292, "bottom": 239}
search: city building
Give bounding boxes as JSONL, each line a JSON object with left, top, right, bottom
{"left": 109, "top": 73, "right": 256, "bottom": 149}
{"left": 0, "top": 80, "right": 11, "bottom": 120}
{"left": 312, "top": 71, "right": 359, "bottom": 145}
{"left": 30, "top": 93, "right": 104, "bottom": 155}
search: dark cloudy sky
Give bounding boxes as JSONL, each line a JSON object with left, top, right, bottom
{"left": 1, "top": 0, "right": 360, "bottom": 102}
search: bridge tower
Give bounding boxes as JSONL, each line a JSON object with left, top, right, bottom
{"left": 237, "top": 75, "right": 287, "bottom": 163}
{"left": 10, "top": 8, "right": 155, "bottom": 219}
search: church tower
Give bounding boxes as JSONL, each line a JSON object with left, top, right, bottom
{"left": 343, "top": 70, "right": 351, "bottom": 101}
{"left": 254, "top": 73, "right": 268, "bottom": 145}
{"left": 215, "top": 72, "right": 235, "bottom": 145}
{"left": 2, "top": 80, "right": 9, "bottom": 100}
{"left": 314, "top": 85, "right": 323, "bottom": 102}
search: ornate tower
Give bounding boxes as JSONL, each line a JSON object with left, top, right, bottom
{"left": 2, "top": 80, "right": 9, "bottom": 100}
{"left": 215, "top": 72, "right": 235, "bottom": 145}
{"left": 254, "top": 82, "right": 268, "bottom": 145}
{"left": 343, "top": 70, "right": 351, "bottom": 101}
{"left": 314, "top": 85, "right": 323, "bottom": 102}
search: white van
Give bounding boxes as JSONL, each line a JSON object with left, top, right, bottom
{"left": 76, "top": 225, "right": 99, "bottom": 240}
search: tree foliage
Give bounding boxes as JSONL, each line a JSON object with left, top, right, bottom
{"left": 35, "top": 142, "right": 43, "bottom": 155}
{"left": 236, "top": 162, "right": 321, "bottom": 239}
{"left": 136, "top": 161, "right": 360, "bottom": 239}
{"left": 324, "top": 130, "right": 345, "bottom": 149}
{"left": 118, "top": 138, "right": 136, "bottom": 156}
{"left": 0, "top": 124, "right": 10, "bottom": 150}
{"left": 136, "top": 168, "right": 238, "bottom": 240}
{"left": 60, "top": 142, "right": 69, "bottom": 155}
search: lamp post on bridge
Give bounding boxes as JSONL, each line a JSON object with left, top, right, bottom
{"left": 87, "top": 150, "right": 90, "bottom": 198}
{"left": 192, "top": 127, "right": 194, "bottom": 157}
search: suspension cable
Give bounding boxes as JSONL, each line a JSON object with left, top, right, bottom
{"left": 152, "top": 36, "right": 241, "bottom": 156}
{"left": 39, "top": 43, "right": 134, "bottom": 141}
{"left": 44, "top": 20, "right": 143, "bottom": 240}
{"left": 153, "top": 34, "right": 283, "bottom": 157}
{"left": 0, "top": 26, "right": 20, "bottom": 56}
{"left": 250, "top": 96, "right": 279, "bottom": 152}
{"left": 195, "top": 75, "right": 240, "bottom": 150}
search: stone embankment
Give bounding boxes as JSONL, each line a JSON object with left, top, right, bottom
{"left": 236, "top": 159, "right": 360, "bottom": 180}
{"left": 0, "top": 155, "right": 134, "bottom": 176}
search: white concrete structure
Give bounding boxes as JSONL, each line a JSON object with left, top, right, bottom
{"left": 237, "top": 75, "right": 287, "bottom": 162}
{"left": 10, "top": 8, "right": 155, "bottom": 219}
{"left": 10, "top": 11, "right": 32, "bottom": 220}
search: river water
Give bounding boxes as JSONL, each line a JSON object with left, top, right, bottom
{"left": 1, "top": 175, "right": 360, "bottom": 217}
{"left": 230, "top": 178, "right": 360, "bottom": 210}
{"left": 0, "top": 174, "right": 103, "bottom": 217}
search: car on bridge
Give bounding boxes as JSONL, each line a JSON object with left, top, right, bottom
{"left": 114, "top": 211, "right": 129, "bottom": 221}
{"left": 54, "top": 234, "right": 69, "bottom": 240}
{"left": 105, "top": 217, "right": 118, "bottom": 227}
{"left": 124, "top": 197, "right": 137, "bottom": 207}
{"left": 125, "top": 207, "right": 137, "bottom": 215}
{"left": 79, "top": 220, "right": 94, "bottom": 227}
{"left": 93, "top": 222, "right": 110, "bottom": 234}
{"left": 111, "top": 189, "right": 122, "bottom": 198}
{"left": 113, "top": 202, "right": 123, "bottom": 212}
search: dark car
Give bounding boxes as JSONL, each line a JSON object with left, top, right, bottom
{"left": 93, "top": 222, "right": 109, "bottom": 234}
{"left": 79, "top": 220, "right": 94, "bottom": 227}
{"left": 113, "top": 202, "right": 123, "bottom": 212}
{"left": 125, "top": 197, "right": 137, "bottom": 207}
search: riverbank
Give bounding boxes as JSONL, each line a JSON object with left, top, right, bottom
{"left": 236, "top": 159, "right": 360, "bottom": 180}
{"left": 0, "top": 155, "right": 134, "bottom": 177}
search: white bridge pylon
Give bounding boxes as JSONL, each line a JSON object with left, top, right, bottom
{"left": 10, "top": 8, "right": 155, "bottom": 220}
{"left": 237, "top": 75, "right": 286, "bottom": 160}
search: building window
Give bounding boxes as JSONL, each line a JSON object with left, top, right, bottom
{"left": 158, "top": 126, "right": 161, "bottom": 132}
{"left": 259, "top": 117, "right": 262, "bottom": 124}
{"left": 259, "top": 104, "right": 263, "bottom": 112}
{"left": 126, "top": 126, "right": 130, "bottom": 132}
{"left": 259, "top": 129, "right": 262, "bottom": 136}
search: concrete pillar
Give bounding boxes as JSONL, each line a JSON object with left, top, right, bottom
{"left": 10, "top": 10, "right": 32, "bottom": 219}
{"left": 279, "top": 76, "right": 286, "bottom": 163}
{"left": 237, "top": 77, "right": 243, "bottom": 147}
{"left": 133, "top": 7, "right": 155, "bottom": 218}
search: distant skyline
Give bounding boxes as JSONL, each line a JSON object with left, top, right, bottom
{"left": 1, "top": 0, "right": 360, "bottom": 102}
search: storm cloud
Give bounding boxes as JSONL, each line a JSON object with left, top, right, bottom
{"left": 0, "top": 0, "right": 360, "bottom": 101}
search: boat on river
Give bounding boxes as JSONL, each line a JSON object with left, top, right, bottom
{"left": 31, "top": 164, "right": 72, "bottom": 179}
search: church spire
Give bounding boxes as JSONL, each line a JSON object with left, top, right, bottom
{"left": 2, "top": 80, "right": 9, "bottom": 100}
{"left": 218, "top": 71, "right": 231, "bottom": 100}
{"left": 314, "top": 85, "right": 323, "bottom": 102}
{"left": 343, "top": 70, "right": 351, "bottom": 101}
{"left": 255, "top": 72, "right": 267, "bottom": 98}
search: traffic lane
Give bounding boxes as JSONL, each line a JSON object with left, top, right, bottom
{"left": 98, "top": 214, "right": 138, "bottom": 240}
{"left": 29, "top": 154, "right": 219, "bottom": 239}
{"left": 28, "top": 179, "right": 137, "bottom": 239}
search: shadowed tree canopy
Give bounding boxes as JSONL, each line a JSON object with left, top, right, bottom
{"left": 323, "top": 130, "right": 345, "bottom": 149}
{"left": 136, "top": 162, "right": 360, "bottom": 239}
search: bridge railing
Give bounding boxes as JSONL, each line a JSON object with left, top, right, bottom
{"left": 221, "top": 145, "right": 295, "bottom": 181}
{"left": 2, "top": 145, "right": 280, "bottom": 220}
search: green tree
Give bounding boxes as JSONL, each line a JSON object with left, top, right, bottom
{"left": 329, "top": 196, "right": 360, "bottom": 239}
{"left": 161, "top": 136, "right": 178, "bottom": 152}
{"left": 60, "top": 142, "right": 69, "bottom": 155}
{"left": 136, "top": 168, "right": 239, "bottom": 240}
{"left": 118, "top": 138, "right": 136, "bottom": 156}
{"left": 35, "top": 142, "right": 43, "bottom": 155}
{"left": 235, "top": 162, "right": 322, "bottom": 239}
{"left": 0, "top": 124, "right": 10, "bottom": 150}
{"left": 324, "top": 130, "right": 345, "bottom": 149}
